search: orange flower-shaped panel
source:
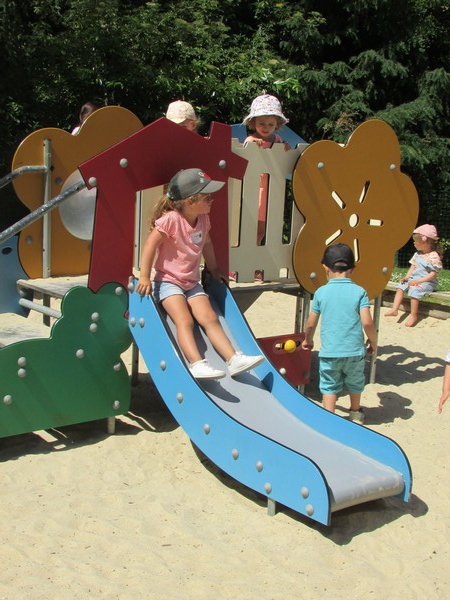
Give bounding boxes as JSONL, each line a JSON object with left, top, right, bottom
{"left": 11, "top": 106, "right": 142, "bottom": 278}
{"left": 292, "top": 119, "right": 419, "bottom": 299}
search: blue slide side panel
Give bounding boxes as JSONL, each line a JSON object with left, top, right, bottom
{"left": 210, "top": 278, "right": 412, "bottom": 502}
{"left": 128, "top": 289, "right": 332, "bottom": 525}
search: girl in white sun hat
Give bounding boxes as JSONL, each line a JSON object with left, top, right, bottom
{"left": 243, "top": 94, "right": 291, "bottom": 255}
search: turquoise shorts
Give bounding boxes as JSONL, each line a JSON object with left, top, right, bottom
{"left": 319, "top": 355, "right": 366, "bottom": 395}
{"left": 152, "top": 281, "right": 207, "bottom": 304}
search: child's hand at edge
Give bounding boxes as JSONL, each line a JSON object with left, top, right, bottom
{"left": 209, "top": 267, "right": 228, "bottom": 285}
{"left": 136, "top": 276, "right": 152, "bottom": 296}
{"left": 302, "top": 339, "right": 314, "bottom": 350}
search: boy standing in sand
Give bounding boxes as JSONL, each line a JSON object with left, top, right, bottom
{"left": 302, "top": 243, "right": 377, "bottom": 424}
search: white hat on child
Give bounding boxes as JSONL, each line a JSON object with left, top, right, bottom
{"left": 243, "top": 94, "right": 289, "bottom": 126}
{"left": 166, "top": 100, "right": 197, "bottom": 124}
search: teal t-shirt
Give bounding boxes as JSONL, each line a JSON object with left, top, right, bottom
{"left": 311, "top": 278, "right": 371, "bottom": 358}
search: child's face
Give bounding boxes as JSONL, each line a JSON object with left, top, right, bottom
{"left": 254, "top": 116, "right": 278, "bottom": 139}
{"left": 412, "top": 233, "right": 432, "bottom": 251}
{"left": 185, "top": 194, "right": 213, "bottom": 215}
{"left": 178, "top": 119, "right": 197, "bottom": 132}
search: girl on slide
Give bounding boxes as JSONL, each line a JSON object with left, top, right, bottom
{"left": 136, "top": 167, "right": 264, "bottom": 380}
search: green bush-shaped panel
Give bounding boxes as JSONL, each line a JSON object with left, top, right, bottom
{"left": 0, "top": 283, "right": 132, "bottom": 438}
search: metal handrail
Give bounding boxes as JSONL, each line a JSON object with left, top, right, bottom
{"left": 0, "top": 180, "right": 87, "bottom": 246}
{"left": 0, "top": 165, "right": 48, "bottom": 190}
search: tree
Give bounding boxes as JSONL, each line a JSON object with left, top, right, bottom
{"left": 1, "top": 0, "right": 449, "bottom": 237}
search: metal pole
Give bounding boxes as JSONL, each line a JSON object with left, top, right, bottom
{"left": 0, "top": 180, "right": 86, "bottom": 246}
{"left": 294, "top": 287, "right": 310, "bottom": 334}
{"left": 134, "top": 190, "right": 142, "bottom": 270}
{"left": 0, "top": 165, "right": 48, "bottom": 190}
{"left": 294, "top": 287, "right": 310, "bottom": 394}
{"left": 42, "top": 139, "right": 52, "bottom": 278}
{"left": 370, "top": 294, "right": 382, "bottom": 384}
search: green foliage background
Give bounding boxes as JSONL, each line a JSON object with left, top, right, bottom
{"left": 1, "top": 0, "right": 449, "bottom": 242}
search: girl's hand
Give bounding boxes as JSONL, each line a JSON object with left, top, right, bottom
{"left": 136, "top": 276, "right": 152, "bottom": 296}
{"left": 209, "top": 267, "right": 228, "bottom": 284}
{"left": 283, "top": 141, "right": 291, "bottom": 151}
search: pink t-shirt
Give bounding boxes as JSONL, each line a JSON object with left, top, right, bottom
{"left": 153, "top": 210, "right": 210, "bottom": 290}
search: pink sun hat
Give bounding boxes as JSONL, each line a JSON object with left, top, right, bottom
{"left": 243, "top": 94, "right": 289, "bottom": 126}
{"left": 413, "top": 224, "right": 439, "bottom": 240}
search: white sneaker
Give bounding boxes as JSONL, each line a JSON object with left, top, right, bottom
{"left": 189, "top": 359, "right": 226, "bottom": 380}
{"left": 227, "top": 352, "right": 265, "bottom": 377}
{"left": 348, "top": 409, "right": 365, "bottom": 424}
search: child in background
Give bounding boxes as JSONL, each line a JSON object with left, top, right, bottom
{"left": 302, "top": 243, "right": 377, "bottom": 424}
{"left": 243, "top": 94, "right": 291, "bottom": 247}
{"left": 71, "top": 100, "right": 102, "bottom": 134}
{"left": 136, "top": 167, "right": 265, "bottom": 380}
{"left": 385, "top": 224, "right": 443, "bottom": 327}
{"left": 438, "top": 350, "right": 450, "bottom": 413}
{"left": 166, "top": 100, "right": 198, "bottom": 132}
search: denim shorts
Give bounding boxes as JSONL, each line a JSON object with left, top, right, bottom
{"left": 152, "top": 281, "right": 207, "bottom": 304}
{"left": 319, "top": 355, "right": 366, "bottom": 395}
{"left": 398, "top": 279, "right": 437, "bottom": 300}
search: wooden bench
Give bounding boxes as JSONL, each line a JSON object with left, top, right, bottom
{"left": 384, "top": 281, "right": 450, "bottom": 302}
{"left": 383, "top": 281, "right": 450, "bottom": 319}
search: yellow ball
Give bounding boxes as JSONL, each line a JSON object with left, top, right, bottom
{"left": 284, "top": 339, "right": 296, "bottom": 353}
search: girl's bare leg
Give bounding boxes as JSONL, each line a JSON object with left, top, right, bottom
{"left": 161, "top": 295, "right": 202, "bottom": 364}
{"left": 385, "top": 289, "right": 405, "bottom": 316}
{"left": 188, "top": 295, "right": 236, "bottom": 361}
{"left": 405, "top": 298, "right": 420, "bottom": 327}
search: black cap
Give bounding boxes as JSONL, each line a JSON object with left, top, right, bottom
{"left": 322, "top": 243, "right": 355, "bottom": 271}
{"left": 167, "top": 168, "right": 225, "bottom": 201}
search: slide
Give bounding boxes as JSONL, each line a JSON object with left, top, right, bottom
{"left": 128, "top": 277, "right": 411, "bottom": 526}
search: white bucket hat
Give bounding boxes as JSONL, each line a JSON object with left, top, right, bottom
{"left": 243, "top": 94, "right": 289, "bottom": 126}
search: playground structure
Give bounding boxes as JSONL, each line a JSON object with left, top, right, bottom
{"left": 0, "top": 107, "right": 419, "bottom": 525}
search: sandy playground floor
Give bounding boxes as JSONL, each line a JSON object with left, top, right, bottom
{"left": 0, "top": 290, "right": 449, "bottom": 599}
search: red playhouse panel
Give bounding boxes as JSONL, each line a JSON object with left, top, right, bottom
{"left": 78, "top": 118, "right": 247, "bottom": 292}
{"left": 257, "top": 333, "right": 311, "bottom": 387}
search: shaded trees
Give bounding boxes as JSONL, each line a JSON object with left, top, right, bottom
{"left": 1, "top": 0, "right": 449, "bottom": 231}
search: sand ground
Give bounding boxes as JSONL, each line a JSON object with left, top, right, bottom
{"left": 0, "top": 290, "right": 449, "bottom": 599}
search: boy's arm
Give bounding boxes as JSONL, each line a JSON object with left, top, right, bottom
{"left": 438, "top": 363, "right": 450, "bottom": 413}
{"left": 135, "top": 228, "right": 165, "bottom": 295}
{"left": 301, "top": 311, "right": 319, "bottom": 350}
{"left": 360, "top": 307, "right": 377, "bottom": 355}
